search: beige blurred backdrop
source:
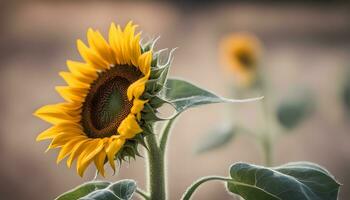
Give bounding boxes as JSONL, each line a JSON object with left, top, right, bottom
{"left": 1, "top": 1, "right": 350, "bottom": 200}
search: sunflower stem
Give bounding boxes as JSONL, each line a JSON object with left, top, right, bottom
{"left": 159, "top": 117, "right": 177, "bottom": 152}
{"left": 145, "top": 133, "right": 167, "bottom": 200}
{"left": 260, "top": 97, "right": 273, "bottom": 167}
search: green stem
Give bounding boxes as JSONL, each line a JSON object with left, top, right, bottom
{"left": 261, "top": 134, "right": 272, "bottom": 167}
{"left": 136, "top": 188, "right": 150, "bottom": 200}
{"left": 261, "top": 98, "right": 273, "bottom": 167}
{"left": 159, "top": 118, "right": 177, "bottom": 152}
{"left": 145, "top": 133, "right": 167, "bottom": 200}
{"left": 181, "top": 176, "right": 236, "bottom": 200}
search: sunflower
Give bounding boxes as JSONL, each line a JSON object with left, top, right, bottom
{"left": 35, "top": 22, "right": 171, "bottom": 177}
{"left": 220, "top": 33, "right": 262, "bottom": 87}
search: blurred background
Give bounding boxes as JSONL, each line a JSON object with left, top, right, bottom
{"left": 1, "top": 1, "right": 350, "bottom": 199}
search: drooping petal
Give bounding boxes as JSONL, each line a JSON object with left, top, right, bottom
{"left": 131, "top": 99, "right": 148, "bottom": 120}
{"left": 118, "top": 114, "right": 143, "bottom": 139}
{"left": 94, "top": 148, "right": 107, "bottom": 177}
{"left": 127, "top": 75, "right": 149, "bottom": 100}
{"left": 47, "top": 133, "right": 85, "bottom": 151}
{"left": 106, "top": 137, "right": 125, "bottom": 172}
{"left": 67, "top": 139, "right": 91, "bottom": 168}
{"left": 77, "top": 139, "right": 104, "bottom": 177}
{"left": 56, "top": 137, "right": 85, "bottom": 163}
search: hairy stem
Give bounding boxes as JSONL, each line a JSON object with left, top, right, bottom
{"left": 145, "top": 133, "right": 166, "bottom": 200}
{"left": 159, "top": 118, "right": 177, "bottom": 152}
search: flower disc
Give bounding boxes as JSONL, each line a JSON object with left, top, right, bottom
{"left": 82, "top": 66, "right": 142, "bottom": 138}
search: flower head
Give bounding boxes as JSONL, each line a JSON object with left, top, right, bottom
{"left": 220, "top": 33, "right": 262, "bottom": 87}
{"left": 35, "top": 22, "right": 172, "bottom": 177}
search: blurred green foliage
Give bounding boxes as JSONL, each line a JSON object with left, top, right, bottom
{"left": 343, "top": 78, "right": 350, "bottom": 113}
{"left": 276, "top": 92, "right": 314, "bottom": 130}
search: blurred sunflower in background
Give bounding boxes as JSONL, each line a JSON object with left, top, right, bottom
{"left": 220, "top": 33, "right": 262, "bottom": 88}
{"left": 34, "top": 21, "right": 171, "bottom": 177}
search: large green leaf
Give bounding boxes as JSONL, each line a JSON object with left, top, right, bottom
{"left": 79, "top": 179, "right": 136, "bottom": 200}
{"left": 163, "top": 79, "right": 262, "bottom": 117}
{"left": 55, "top": 181, "right": 110, "bottom": 200}
{"left": 195, "top": 124, "right": 236, "bottom": 154}
{"left": 227, "top": 162, "right": 340, "bottom": 200}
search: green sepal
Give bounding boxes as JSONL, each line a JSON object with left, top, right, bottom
{"left": 141, "top": 36, "right": 159, "bottom": 54}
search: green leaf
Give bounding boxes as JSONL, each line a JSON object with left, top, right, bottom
{"left": 163, "top": 79, "right": 262, "bottom": 117}
{"left": 227, "top": 162, "right": 340, "bottom": 200}
{"left": 195, "top": 124, "right": 235, "bottom": 154}
{"left": 79, "top": 179, "right": 136, "bottom": 200}
{"left": 343, "top": 78, "right": 350, "bottom": 113}
{"left": 276, "top": 93, "right": 314, "bottom": 130}
{"left": 55, "top": 181, "right": 110, "bottom": 200}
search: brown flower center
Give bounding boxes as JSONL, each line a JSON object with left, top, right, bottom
{"left": 82, "top": 65, "right": 142, "bottom": 138}
{"left": 236, "top": 50, "right": 255, "bottom": 70}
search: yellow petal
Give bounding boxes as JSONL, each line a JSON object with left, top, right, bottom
{"left": 47, "top": 132, "right": 85, "bottom": 151}
{"left": 117, "top": 114, "right": 142, "bottom": 139}
{"left": 130, "top": 33, "right": 141, "bottom": 66}
{"left": 59, "top": 71, "right": 92, "bottom": 88}
{"left": 131, "top": 99, "right": 148, "bottom": 120}
{"left": 56, "top": 86, "right": 88, "bottom": 103}
{"left": 36, "top": 126, "right": 61, "bottom": 141}
{"left": 36, "top": 122, "right": 82, "bottom": 141}
{"left": 67, "top": 139, "right": 90, "bottom": 168}
{"left": 94, "top": 150, "right": 107, "bottom": 177}
{"left": 34, "top": 103, "right": 81, "bottom": 124}
{"left": 81, "top": 139, "right": 104, "bottom": 165}
{"left": 109, "top": 23, "right": 124, "bottom": 64}
{"left": 66, "top": 60, "right": 97, "bottom": 79}
{"left": 126, "top": 75, "right": 148, "bottom": 101}
{"left": 138, "top": 51, "right": 152, "bottom": 75}
{"left": 77, "top": 139, "right": 104, "bottom": 177}
{"left": 106, "top": 138, "right": 125, "bottom": 172}
{"left": 87, "top": 29, "right": 116, "bottom": 65}
{"left": 77, "top": 39, "right": 109, "bottom": 70}
{"left": 56, "top": 137, "right": 85, "bottom": 163}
